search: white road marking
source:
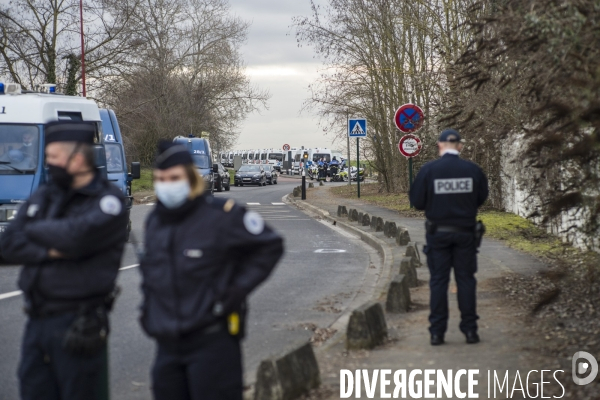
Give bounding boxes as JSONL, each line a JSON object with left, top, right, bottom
{"left": 314, "top": 249, "right": 347, "bottom": 253}
{"left": 271, "top": 203, "right": 286, "bottom": 205}
{"left": 0, "top": 290, "right": 22, "bottom": 300}
{"left": 0, "top": 264, "right": 140, "bottom": 301}
{"left": 246, "top": 202, "right": 261, "bottom": 205}
{"left": 147, "top": 203, "right": 155, "bottom": 206}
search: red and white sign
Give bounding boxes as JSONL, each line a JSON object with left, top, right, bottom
{"left": 398, "top": 134, "right": 422, "bottom": 158}
{"left": 282, "top": 144, "right": 291, "bottom": 151}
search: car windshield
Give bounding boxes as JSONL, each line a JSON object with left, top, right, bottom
{"left": 0, "top": 124, "right": 40, "bottom": 173}
{"left": 193, "top": 154, "right": 210, "bottom": 169}
{"left": 239, "top": 165, "right": 260, "bottom": 172}
{"left": 105, "top": 143, "right": 124, "bottom": 173}
{"left": 264, "top": 165, "right": 272, "bottom": 171}
{"left": 268, "top": 153, "right": 283, "bottom": 161}
{"left": 313, "top": 153, "right": 331, "bottom": 162}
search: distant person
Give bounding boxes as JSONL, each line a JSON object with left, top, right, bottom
{"left": 1, "top": 121, "right": 128, "bottom": 400}
{"left": 139, "top": 141, "right": 284, "bottom": 400}
{"left": 107, "top": 146, "right": 123, "bottom": 171}
{"left": 329, "top": 157, "right": 340, "bottom": 181}
{"left": 410, "top": 129, "right": 489, "bottom": 346}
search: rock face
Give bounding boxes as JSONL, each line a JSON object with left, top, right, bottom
{"left": 386, "top": 274, "right": 411, "bottom": 313}
{"left": 254, "top": 341, "right": 321, "bottom": 400}
{"left": 346, "top": 302, "right": 388, "bottom": 350}
{"left": 399, "top": 257, "right": 418, "bottom": 288}
{"left": 396, "top": 228, "right": 411, "bottom": 246}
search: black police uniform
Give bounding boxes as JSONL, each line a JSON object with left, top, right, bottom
{"left": 1, "top": 170, "right": 128, "bottom": 400}
{"left": 140, "top": 144, "right": 284, "bottom": 400}
{"left": 410, "top": 146, "right": 488, "bottom": 340}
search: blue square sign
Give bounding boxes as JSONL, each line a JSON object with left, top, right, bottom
{"left": 348, "top": 118, "right": 367, "bottom": 138}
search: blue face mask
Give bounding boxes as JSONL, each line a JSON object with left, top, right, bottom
{"left": 154, "top": 180, "right": 191, "bottom": 209}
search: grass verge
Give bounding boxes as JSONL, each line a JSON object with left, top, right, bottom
{"left": 131, "top": 167, "right": 153, "bottom": 193}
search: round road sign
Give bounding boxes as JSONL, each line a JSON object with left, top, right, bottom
{"left": 283, "top": 144, "right": 291, "bottom": 151}
{"left": 398, "top": 134, "right": 422, "bottom": 158}
{"left": 394, "top": 104, "right": 424, "bottom": 133}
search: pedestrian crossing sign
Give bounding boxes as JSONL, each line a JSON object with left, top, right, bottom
{"left": 348, "top": 118, "right": 367, "bottom": 138}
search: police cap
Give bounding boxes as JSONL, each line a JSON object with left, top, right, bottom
{"left": 438, "top": 129, "right": 462, "bottom": 143}
{"left": 45, "top": 121, "right": 96, "bottom": 145}
{"left": 155, "top": 140, "right": 193, "bottom": 170}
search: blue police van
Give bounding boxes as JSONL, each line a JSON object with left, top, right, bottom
{"left": 173, "top": 135, "right": 216, "bottom": 195}
{"left": 0, "top": 83, "right": 139, "bottom": 256}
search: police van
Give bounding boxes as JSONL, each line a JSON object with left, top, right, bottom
{"left": 0, "top": 82, "right": 140, "bottom": 252}
{"left": 173, "top": 135, "right": 217, "bottom": 195}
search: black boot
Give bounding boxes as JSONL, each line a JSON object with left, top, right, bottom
{"left": 430, "top": 334, "right": 444, "bottom": 346}
{"left": 465, "top": 331, "right": 480, "bottom": 344}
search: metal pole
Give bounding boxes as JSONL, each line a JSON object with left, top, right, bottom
{"left": 409, "top": 157, "right": 413, "bottom": 209}
{"left": 347, "top": 110, "right": 351, "bottom": 186}
{"left": 356, "top": 137, "right": 360, "bottom": 198}
{"left": 301, "top": 168, "right": 306, "bottom": 200}
{"left": 79, "top": 0, "right": 86, "bottom": 97}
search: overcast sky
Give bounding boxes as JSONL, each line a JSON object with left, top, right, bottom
{"left": 228, "top": 0, "right": 339, "bottom": 151}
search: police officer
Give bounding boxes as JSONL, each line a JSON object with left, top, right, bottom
{"left": 139, "top": 141, "right": 284, "bottom": 400}
{"left": 329, "top": 156, "right": 340, "bottom": 181}
{"left": 409, "top": 129, "right": 489, "bottom": 346}
{"left": 0, "top": 121, "right": 128, "bottom": 399}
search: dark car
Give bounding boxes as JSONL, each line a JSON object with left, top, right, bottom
{"left": 264, "top": 165, "right": 278, "bottom": 185}
{"left": 213, "top": 162, "right": 230, "bottom": 192}
{"left": 234, "top": 165, "right": 266, "bottom": 187}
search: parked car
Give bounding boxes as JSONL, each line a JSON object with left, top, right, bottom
{"left": 264, "top": 165, "right": 278, "bottom": 185}
{"left": 213, "top": 162, "right": 230, "bottom": 192}
{"left": 234, "top": 165, "right": 266, "bottom": 186}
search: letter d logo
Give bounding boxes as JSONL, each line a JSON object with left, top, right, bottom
{"left": 572, "top": 351, "right": 598, "bottom": 385}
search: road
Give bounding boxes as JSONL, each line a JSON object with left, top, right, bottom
{"left": 0, "top": 177, "right": 371, "bottom": 399}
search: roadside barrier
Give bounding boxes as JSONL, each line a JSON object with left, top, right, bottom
{"left": 399, "top": 257, "right": 418, "bottom": 288}
{"left": 384, "top": 221, "right": 397, "bottom": 238}
{"left": 396, "top": 228, "right": 411, "bottom": 246}
{"left": 386, "top": 274, "right": 411, "bottom": 313}
{"left": 254, "top": 341, "right": 320, "bottom": 400}
{"left": 346, "top": 302, "right": 388, "bottom": 350}
{"left": 405, "top": 242, "right": 421, "bottom": 267}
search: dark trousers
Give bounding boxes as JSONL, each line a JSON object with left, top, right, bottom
{"left": 19, "top": 312, "right": 106, "bottom": 400}
{"left": 152, "top": 330, "right": 243, "bottom": 400}
{"left": 424, "top": 231, "right": 479, "bottom": 336}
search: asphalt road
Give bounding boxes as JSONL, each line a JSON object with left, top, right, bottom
{"left": 0, "top": 177, "right": 370, "bottom": 399}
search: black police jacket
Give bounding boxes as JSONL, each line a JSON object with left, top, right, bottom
{"left": 409, "top": 153, "right": 489, "bottom": 227}
{"left": 0, "top": 174, "right": 128, "bottom": 314}
{"left": 139, "top": 195, "right": 284, "bottom": 339}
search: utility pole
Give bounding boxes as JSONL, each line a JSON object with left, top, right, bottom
{"left": 347, "top": 109, "right": 351, "bottom": 186}
{"left": 79, "top": 0, "right": 86, "bottom": 97}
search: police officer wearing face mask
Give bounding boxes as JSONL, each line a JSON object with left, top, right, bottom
{"left": 140, "top": 141, "right": 284, "bottom": 400}
{"left": 409, "top": 129, "right": 489, "bottom": 346}
{"left": 0, "top": 121, "right": 128, "bottom": 400}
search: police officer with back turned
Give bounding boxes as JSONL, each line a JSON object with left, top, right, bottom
{"left": 139, "top": 141, "right": 284, "bottom": 400}
{"left": 0, "top": 121, "right": 128, "bottom": 399}
{"left": 409, "top": 129, "right": 489, "bottom": 346}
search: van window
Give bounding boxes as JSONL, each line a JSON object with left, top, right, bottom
{"left": 0, "top": 124, "right": 39, "bottom": 173}
{"left": 105, "top": 143, "right": 124, "bottom": 172}
{"left": 193, "top": 154, "right": 210, "bottom": 169}
{"left": 268, "top": 153, "right": 283, "bottom": 161}
{"left": 312, "top": 153, "right": 331, "bottom": 162}
{"left": 260, "top": 153, "right": 266, "bottom": 161}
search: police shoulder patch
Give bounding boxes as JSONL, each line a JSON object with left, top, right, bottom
{"left": 99, "top": 195, "right": 122, "bottom": 216}
{"left": 243, "top": 211, "right": 264, "bottom": 235}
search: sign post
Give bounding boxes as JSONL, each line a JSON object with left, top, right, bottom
{"left": 348, "top": 118, "right": 367, "bottom": 198}
{"left": 394, "top": 104, "right": 425, "bottom": 208}
{"left": 398, "top": 134, "right": 423, "bottom": 208}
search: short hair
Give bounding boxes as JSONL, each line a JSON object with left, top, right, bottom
{"left": 60, "top": 142, "right": 95, "bottom": 169}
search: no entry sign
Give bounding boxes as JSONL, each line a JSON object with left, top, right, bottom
{"left": 282, "top": 144, "right": 291, "bottom": 151}
{"left": 398, "top": 134, "right": 422, "bottom": 158}
{"left": 394, "top": 104, "right": 424, "bottom": 133}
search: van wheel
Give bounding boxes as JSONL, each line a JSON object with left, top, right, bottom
{"left": 225, "top": 182, "right": 230, "bottom": 191}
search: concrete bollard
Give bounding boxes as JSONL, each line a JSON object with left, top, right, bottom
{"left": 254, "top": 341, "right": 321, "bottom": 400}
{"left": 361, "top": 213, "right": 371, "bottom": 226}
{"left": 405, "top": 242, "right": 421, "bottom": 267}
{"left": 386, "top": 274, "right": 411, "bottom": 313}
{"left": 347, "top": 208, "right": 356, "bottom": 221}
{"left": 292, "top": 187, "right": 300, "bottom": 197}
{"left": 337, "top": 205, "right": 348, "bottom": 217}
{"left": 319, "top": 181, "right": 324, "bottom": 186}
{"left": 384, "top": 221, "right": 397, "bottom": 238}
{"left": 346, "top": 302, "right": 387, "bottom": 350}
{"left": 396, "top": 228, "right": 411, "bottom": 246}
{"left": 350, "top": 209, "right": 359, "bottom": 222}
{"left": 399, "top": 257, "right": 418, "bottom": 288}
{"left": 375, "top": 217, "right": 384, "bottom": 232}
{"left": 370, "top": 215, "right": 378, "bottom": 230}
{"left": 357, "top": 212, "right": 364, "bottom": 224}
{"left": 308, "top": 183, "right": 314, "bottom": 188}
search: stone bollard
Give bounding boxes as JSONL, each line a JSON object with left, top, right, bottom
{"left": 357, "top": 212, "right": 364, "bottom": 224}
{"left": 319, "top": 181, "right": 324, "bottom": 186}
{"left": 292, "top": 187, "right": 300, "bottom": 197}
{"left": 308, "top": 182, "right": 314, "bottom": 188}
{"left": 254, "top": 341, "right": 321, "bottom": 400}
{"left": 347, "top": 209, "right": 357, "bottom": 222}
{"left": 399, "top": 257, "right": 418, "bottom": 288}
{"left": 361, "top": 213, "right": 371, "bottom": 227}
{"left": 337, "top": 205, "right": 348, "bottom": 217}
{"left": 405, "top": 242, "right": 421, "bottom": 267}
{"left": 386, "top": 274, "right": 411, "bottom": 313}
{"left": 351, "top": 209, "right": 359, "bottom": 222}
{"left": 370, "top": 215, "right": 378, "bottom": 230}
{"left": 346, "top": 302, "right": 388, "bottom": 350}
{"left": 384, "top": 221, "right": 397, "bottom": 238}
{"left": 396, "top": 228, "right": 411, "bottom": 246}
{"left": 375, "top": 217, "right": 384, "bottom": 232}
